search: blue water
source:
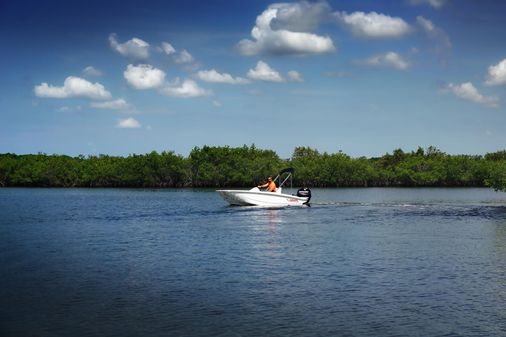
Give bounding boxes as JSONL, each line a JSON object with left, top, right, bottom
{"left": 1, "top": 188, "right": 505, "bottom": 336}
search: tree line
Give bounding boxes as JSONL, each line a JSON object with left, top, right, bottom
{"left": 0, "top": 145, "right": 505, "bottom": 191}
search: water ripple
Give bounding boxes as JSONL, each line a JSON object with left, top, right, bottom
{"left": 0, "top": 188, "right": 505, "bottom": 337}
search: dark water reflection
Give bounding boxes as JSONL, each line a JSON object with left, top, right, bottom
{"left": 1, "top": 188, "right": 505, "bottom": 336}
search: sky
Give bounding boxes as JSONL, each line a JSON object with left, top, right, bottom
{"left": 1, "top": 0, "right": 506, "bottom": 158}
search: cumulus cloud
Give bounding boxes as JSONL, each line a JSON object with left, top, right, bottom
{"left": 485, "top": 58, "right": 506, "bottom": 86}
{"left": 91, "top": 98, "right": 129, "bottom": 110}
{"left": 82, "top": 66, "right": 103, "bottom": 77}
{"left": 247, "top": 61, "right": 285, "bottom": 82}
{"left": 445, "top": 82, "right": 499, "bottom": 107}
{"left": 237, "top": 3, "right": 335, "bottom": 56}
{"left": 417, "top": 15, "right": 436, "bottom": 32}
{"left": 34, "top": 76, "right": 112, "bottom": 100}
{"left": 196, "top": 69, "right": 250, "bottom": 84}
{"left": 270, "top": 1, "right": 332, "bottom": 32}
{"left": 334, "top": 11, "right": 411, "bottom": 39}
{"left": 359, "top": 52, "right": 410, "bottom": 70}
{"left": 159, "top": 42, "right": 198, "bottom": 69}
{"left": 287, "top": 70, "right": 303, "bottom": 82}
{"left": 161, "top": 79, "right": 212, "bottom": 98}
{"left": 416, "top": 16, "right": 450, "bottom": 45}
{"left": 117, "top": 117, "right": 141, "bottom": 128}
{"left": 409, "top": 0, "right": 448, "bottom": 9}
{"left": 160, "top": 42, "right": 176, "bottom": 55}
{"left": 124, "top": 64, "right": 166, "bottom": 90}
{"left": 57, "top": 105, "right": 82, "bottom": 112}
{"left": 173, "top": 49, "right": 194, "bottom": 64}
{"left": 109, "top": 33, "right": 150, "bottom": 59}
{"left": 416, "top": 16, "right": 451, "bottom": 57}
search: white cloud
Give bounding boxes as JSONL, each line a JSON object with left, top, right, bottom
{"left": 269, "top": 1, "right": 332, "bottom": 32}
{"left": 34, "top": 76, "right": 112, "bottom": 100}
{"left": 109, "top": 33, "right": 150, "bottom": 59}
{"left": 117, "top": 117, "right": 141, "bottom": 128}
{"left": 159, "top": 43, "right": 198, "bottom": 69}
{"left": 173, "top": 49, "right": 194, "bottom": 64}
{"left": 196, "top": 69, "right": 250, "bottom": 84}
{"left": 83, "top": 66, "right": 103, "bottom": 77}
{"left": 334, "top": 11, "right": 411, "bottom": 39}
{"left": 124, "top": 64, "right": 166, "bottom": 90}
{"left": 237, "top": 3, "right": 335, "bottom": 56}
{"left": 91, "top": 98, "right": 129, "bottom": 110}
{"left": 57, "top": 105, "right": 82, "bottom": 112}
{"left": 247, "top": 61, "right": 285, "bottom": 82}
{"left": 485, "top": 58, "right": 506, "bottom": 86}
{"left": 161, "top": 79, "right": 212, "bottom": 98}
{"left": 409, "top": 0, "right": 448, "bottom": 9}
{"left": 160, "top": 42, "right": 176, "bottom": 55}
{"left": 445, "top": 82, "right": 499, "bottom": 107}
{"left": 287, "top": 70, "right": 303, "bottom": 82}
{"left": 212, "top": 100, "right": 222, "bottom": 107}
{"left": 57, "top": 106, "right": 70, "bottom": 112}
{"left": 416, "top": 16, "right": 451, "bottom": 53}
{"left": 359, "top": 52, "right": 409, "bottom": 70}
{"left": 416, "top": 15, "right": 436, "bottom": 32}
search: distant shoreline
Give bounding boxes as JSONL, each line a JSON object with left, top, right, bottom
{"left": 1, "top": 145, "right": 505, "bottom": 190}
{"left": 0, "top": 186, "right": 497, "bottom": 189}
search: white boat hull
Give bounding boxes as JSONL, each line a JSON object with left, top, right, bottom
{"left": 216, "top": 188, "right": 309, "bottom": 207}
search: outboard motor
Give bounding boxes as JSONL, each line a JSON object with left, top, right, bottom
{"left": 297, "top": 187, "right": 311, "bottom": 204}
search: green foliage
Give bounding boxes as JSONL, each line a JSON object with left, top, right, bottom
{"left": 189, "top": 145, "right": 282, "bottom": 187}
{"left": 485, "top": 161, "right": 506, "bottom": 191}
{"left": 0, "top": 146, "right": 505, "bottom": 190}
{"left": 485, "top": 150, "right": 506, "bottom": 161}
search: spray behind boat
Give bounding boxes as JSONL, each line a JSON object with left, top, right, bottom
{"left": 274, "top": 167, "right": 311, "bottom": 205}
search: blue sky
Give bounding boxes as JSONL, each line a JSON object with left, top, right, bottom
{"left": 1, "top": 0, "right": 506, "bottom": 158}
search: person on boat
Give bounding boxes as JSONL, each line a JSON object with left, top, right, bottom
{"left": 258, "top": 176, "right": 277, "bottom": 192}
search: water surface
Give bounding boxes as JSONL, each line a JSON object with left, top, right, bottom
{"left": 1, "top": 188, "right": 505, "bottom": 336}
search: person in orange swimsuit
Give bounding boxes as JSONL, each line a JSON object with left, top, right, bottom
{"left": 258, "top": 176, "right": 277, "bottom": 192}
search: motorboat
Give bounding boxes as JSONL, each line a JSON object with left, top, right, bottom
{"left": 216, "top": 168, "right": 311, "bottom": 206}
